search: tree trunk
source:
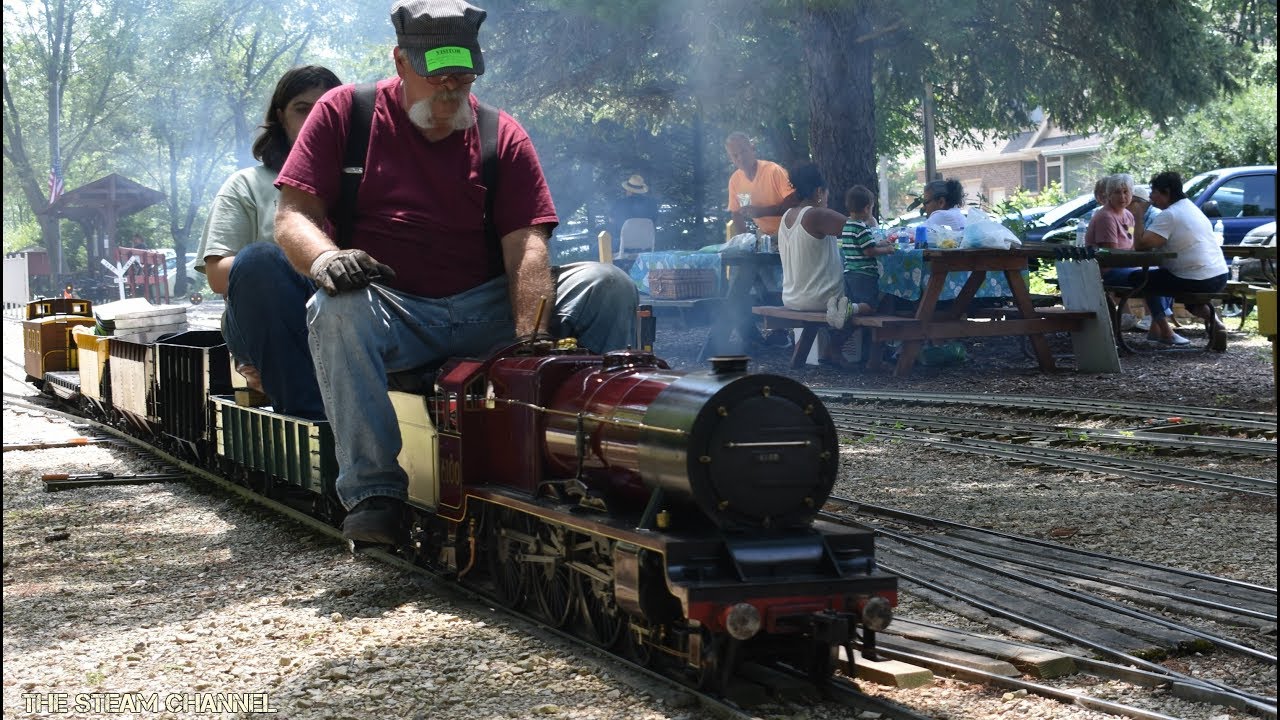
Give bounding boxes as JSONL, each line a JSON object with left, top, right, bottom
{"left": 800, "top": 3, "right": 877, "bottom": 215}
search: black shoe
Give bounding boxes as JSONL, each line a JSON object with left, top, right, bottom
{"left": 342, "top": 496, "right": 403, "bottom": 545}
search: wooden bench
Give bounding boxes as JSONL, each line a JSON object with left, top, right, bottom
{"left": 750, "top": 306, "right": 850, "bottom": 368}
{"left": 849, "top": 310, "right": 1095, "bottom": 370}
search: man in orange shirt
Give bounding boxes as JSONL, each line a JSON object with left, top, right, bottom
{"left": 725, "top": 132, "right": 798, "bottom": 237}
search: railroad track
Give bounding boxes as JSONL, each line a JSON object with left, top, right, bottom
{"left": 1, "top": 395, "right": 937, "bottom": 720}
{"left": 814, "top": 389, "right": 1279, "bottom": 436}
{"left": 5, "top": 402, "right": 1260, "bottom": 720}
{"left": 826, "top": 406, "right": 1277, "bottom": 457}
{"left": 832, "top": 416, "right": 1277, "bottom": 497}
{"left": 823, "top": 496, "right": 1278, "bottom": 718}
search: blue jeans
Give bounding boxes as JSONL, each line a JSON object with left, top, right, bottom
{"left": 306, "top": 262, "right": 638, "bottom": 509}
{"left": 1102, "top": 267, "right": 1172, "bottom": 316}
{"left": 222, "top": 243, "right": 325, "bottom": 419}
{"left": 1124, "top": 268, "right": 1229, "bottom": 317}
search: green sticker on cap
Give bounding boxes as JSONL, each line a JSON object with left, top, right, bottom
{"left": 424, "top": 46, "right": 474, "bottom": 72}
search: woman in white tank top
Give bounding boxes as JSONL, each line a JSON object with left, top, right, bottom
{"left": 778, "top": 165, "right": 847, "bottom": 312}
{"left": 777, "top": 164, "right": 871, "bottom": 367}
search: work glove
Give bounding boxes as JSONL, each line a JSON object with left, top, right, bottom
{"left": 309, "top": 249, "right": 396, "bottom": 296}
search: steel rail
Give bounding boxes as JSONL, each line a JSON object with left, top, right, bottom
{"left": 835, "top": 418, "right": 1277, "bottom": 496}
{"left": 826, "top": 407, "right": 1277, "bottom": 457}
{"left": 877, "top": 561, "right": 1278, "bottom": 716}
{"left": 883, "top": 529, "right": 1276, "bottom": 622}
{"left": 829, "top": 497, "right": 1277, "bottom": 596}
{"left": 869, "top": 646, "right": 1270, "bottom": 720}
{"left": 893, "top": 615, "right": 1275, "bottom": 712}
{"left": 814, "top": 389, "right": 1278, "bottom": 432}
{"left": 1, "top": 395, "right": 758, "bottom": 720}
{"left": 864, "top": 523, "right": 1278, "bottom": 664}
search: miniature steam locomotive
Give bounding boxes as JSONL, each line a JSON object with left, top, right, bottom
{"left": 22, "top": 298, "right": 896, "bottom": 690}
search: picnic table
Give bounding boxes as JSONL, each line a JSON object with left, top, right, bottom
{"left": 698, "top": 252, "right": 782, "bottom": 361}
{"left": 1221, "top": 244, "right": 1278, "bottom": 286}
{"left": 859, "top": 247, "right": 1094, "bottom": 376}
{"left": 1044, "top": 247, "right": 1180, "bottom": 355}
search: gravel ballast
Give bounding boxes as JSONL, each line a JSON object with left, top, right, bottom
{"left": 3, "top": 304, "right": 1275, "bottom": 719}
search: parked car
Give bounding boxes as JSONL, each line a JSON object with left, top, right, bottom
{"left": 1182, "top": 165, "right": 1276, "bottom": 246}
{"left": 1022, "top": 193, "right": 1098, "bottom": 244}
{"left": 1233, "top": 221, "right": 1276, "bottom": 283}
{"left": 161, "top": 250, "right": 199, "bottom": 297}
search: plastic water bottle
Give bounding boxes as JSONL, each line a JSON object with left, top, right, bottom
{"left": 1075, "top": 220, "right": 1087, "bottom": 247}
{"left": 1212, "top": 219, "right": 1224, "bottom": 246}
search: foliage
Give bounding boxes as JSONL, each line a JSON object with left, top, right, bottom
{"left": 984, "top": 182, "right": 1068, "bottom": 240}
{"left": 1102, "top": 82, "right": 1278, "bottom": 180}
{"left": 2, "top": 220, "right": 43, "bottom": 255}
{"left": 2, "top": 0, "right": 1268, "bottom": 294}
{"left": 1027, "top": 262, "right": 1059, "bottom": 297}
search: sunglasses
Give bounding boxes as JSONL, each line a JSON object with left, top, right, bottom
{"left": 423, "top": 72, "right": 477, "bottom": 86}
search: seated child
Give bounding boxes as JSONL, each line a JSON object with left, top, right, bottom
{"left": 828, "top": 185, "right": 895, "bottom": 329}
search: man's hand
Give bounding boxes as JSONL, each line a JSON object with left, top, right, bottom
{"left": 309, "top": 249, "right": 396, "bottom": 296}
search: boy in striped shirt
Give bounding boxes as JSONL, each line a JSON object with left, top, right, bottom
{"left": 827, "top": 185, "right": 893, "bottom": 328}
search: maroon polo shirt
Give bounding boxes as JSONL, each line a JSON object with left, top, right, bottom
{"left": 277, "top": 77, "right": 558, "bottom": 298}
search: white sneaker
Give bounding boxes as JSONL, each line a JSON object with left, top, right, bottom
{"left": 1148, "top": 331, "right": 1191, "bottom": 346}
{"left": 826, "top": 296, "right": 850, "bottom": 329}
{"left": 1134, "top": 316, "right": 1151, "bottom": 332}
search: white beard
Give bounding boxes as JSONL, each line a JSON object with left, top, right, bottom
{"left": 408, "top": 89, "right": 476, "bottom": 132}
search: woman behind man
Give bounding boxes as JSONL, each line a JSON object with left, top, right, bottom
{"left": 195, "top": 65, "right": 342, "bottom": 418}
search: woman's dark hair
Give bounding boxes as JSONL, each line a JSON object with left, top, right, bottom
{"left": 845, "top": 185, "right": 875, "bottom": 213}
{"left": 253, "top": 65, "right": 342, "bottom": 171}
{"left": 923, "top": 178, "right": 964, "bottom": 209}
{"left": 1149, "top": 172, "right": 1187, "bottom": 202}
{"left": 788, "top": 162, "right": 825, "bottom": 200}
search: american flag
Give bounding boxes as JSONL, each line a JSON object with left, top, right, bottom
{"left": 48, "top": 164, "right": 64, "bottom": 205}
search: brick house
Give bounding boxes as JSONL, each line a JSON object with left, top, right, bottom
{"left": 933, "top": 112, "right": 1105, "bottom": 206}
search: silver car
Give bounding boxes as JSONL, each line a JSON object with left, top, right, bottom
{"left": 1234, "top": 221, "right": 1275, "bottom": 283}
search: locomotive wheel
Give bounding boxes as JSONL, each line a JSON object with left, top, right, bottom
{"left": 694, "top": 631, "right": 726, "bottom": 693}
{"left": 622, "top": 621, "right": 654, "bottom": 667}
{"left": 531, "top": 523, "right": 574, "bottom": 628}
{"left": 578, "top": 569, "right": 625, "bottom": 648}
{"left": 806, "top": 643, "right": 838, "bottom": 687}
{"left": 485, "top": 509, "right": 531, "bottom": 609}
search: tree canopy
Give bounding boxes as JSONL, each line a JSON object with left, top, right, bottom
{"left": 4, "top": 0, "right": 1273, "bottom": 274}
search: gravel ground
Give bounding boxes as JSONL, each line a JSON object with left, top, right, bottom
{"left": 3, "top": 304, "right": 1276, "bottom": 720}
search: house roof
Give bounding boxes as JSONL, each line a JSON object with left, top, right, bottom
{"left": 936, "top": 119, "right": 1102, "bottom": 170}
{"left": 36, "top": 173, "right": 165, "bottom": 224}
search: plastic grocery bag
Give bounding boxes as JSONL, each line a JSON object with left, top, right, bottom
{"left": 962, "top": 209, "right": 1022, "bottom": 249}
{"left": 919, "top": 341, "right": 968, "bottom": 367}
{"left": 930, "top": 226, "right": 962, "bottom": 249}
{"left": 725, "top": 233, "right": 758, "bottom": 252}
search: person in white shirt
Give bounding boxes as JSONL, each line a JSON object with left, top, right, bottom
{"left": 1131, "top": 171, "right": 1230, "bottom": 350}
{"left": 777, "top": 163, "right": 869, "bottom": 366}
{"left": 922, "top": 179, "right": 967, "bottom": 231}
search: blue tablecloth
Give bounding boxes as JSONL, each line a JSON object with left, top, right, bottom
{"left": 877, "top": 248, "right": 1024, "bottom": 301}
{"left": 628, "top": 251, "right": 782, "bottom": 296}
